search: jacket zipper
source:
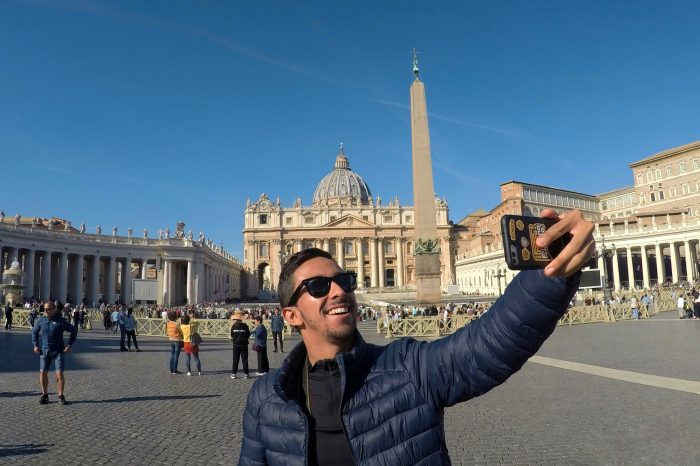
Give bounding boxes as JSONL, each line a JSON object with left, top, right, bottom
{"left": 337, "top": 354, "right": 358, "bottom": 465}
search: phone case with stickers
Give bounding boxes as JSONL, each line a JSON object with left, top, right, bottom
{"left": 500, "top": 215, "right": 572, "bottom": 270}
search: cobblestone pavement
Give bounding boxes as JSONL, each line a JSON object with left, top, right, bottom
{"left": 1, "top": 312, "right": 699, "bottom": 465}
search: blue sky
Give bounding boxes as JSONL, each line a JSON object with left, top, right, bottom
{"left": 2, "top": 1, "right": 699, "bottom": 259}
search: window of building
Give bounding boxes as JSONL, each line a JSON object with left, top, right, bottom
{"left": 344, "top": 241, "right": 354, "bottom": 255}
{"left": 523, "top": 188, "right": 531, "bottom": 201}
{"left": 666, "top": 166, "right": 673, "bottom": 177}
{"left": 683, "top": 182, "right": 690, "bottom": 194}
{"left": 285, "top": 216, "right": 293, "bottom": 225}
{"left": 383, "top": 214, "right": 393, "bottom": 223}
{"left": 384, "top": 241, "right": 394, "bottom": 254}
{"left": 330, "top": 215, "right": 336, "bottom": 222}
{"left": 658, "top": 190, "right": 665, "bottom": 200}
{"left": 405, "top": 215, "right": 412, "bottom": 223}
{"left": 537, "top": 191, "right": 544, "bottom": 203}
{"left": 636, "top": 174, "right": 643, "bottom": 185}
{"left": 601, "top": 201, "right": 607, "bottom": 210}
{"left": 639, "top": 193, "right": 646, "bottom": 204}
{"left": 258, "top": 243, "right": 268, "bottom": 258}
{"left": 670, "top": 186, "right": 677, "bottom": 197}
{"left": 406, "top": 242, "right": 412, "bottom": 254}
{"left": 650, "top": 192, "right": 655, "bottom": 202}
{"left": 362, "top": 215, "right": 369, "bottom": 221}
{"left": 545, "top": 192, "right": 551, "bottom": 204}
{"left": 646, "top": 171, "right": 653, "bottom": 182}
{"left": 655, "top": 168, "right": 662, "bottom": 179}
{"left": 304, "top": 216, "right": 314, "bottom": 224}
{"left": 680, "top": 161, "right": 686, "bottom": 173}
{"left": 259, "top": 214, "right": 267, "bottom": 225}
{"left": 556, "top": 194, "right": 563, "bottom": 206}
{"left": 696, "top": 180, "right": 700, "bottom": 191}
{"left": 574, "top": 198, "right": 581, "bottom": 208}
{"left": 694, "top": 159, "right": 700, "bottom": 170}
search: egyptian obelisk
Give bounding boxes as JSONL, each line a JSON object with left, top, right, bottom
{"left": 410, "top": 50, "right": 442, "bottom": 304}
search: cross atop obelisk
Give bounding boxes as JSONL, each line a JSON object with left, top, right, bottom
{"left": 409, "top": 51, "right": 442, "bottom": 304}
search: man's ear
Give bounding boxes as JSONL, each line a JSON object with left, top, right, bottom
{"left": 282, "top": 306, "right": 303, "bottom": 328}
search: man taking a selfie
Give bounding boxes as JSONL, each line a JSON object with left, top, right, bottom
{"left": 239, "top": 209, "right": 594, "bottom": 465}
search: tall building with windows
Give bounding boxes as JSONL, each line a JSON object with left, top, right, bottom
{"left": 455, "top": 140, "right": 700, "bottom": 295}
{"left": 242, "top": 145, "right": 455, "bottom": 293}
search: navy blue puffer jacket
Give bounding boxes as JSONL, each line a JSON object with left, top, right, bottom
{"left": 239, "top": 270, "right": 579, "bottom": 465}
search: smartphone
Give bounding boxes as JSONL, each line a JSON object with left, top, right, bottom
{"left": 501, "top": 215, "right": 572, "bottom": 270}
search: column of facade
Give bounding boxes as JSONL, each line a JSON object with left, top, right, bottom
{"left": 73, "top": 254, "right": 84, "bottom": 305}
{"left": 670, "top": 243, "right": 680, "bottom": 283}
{"left": 195, "top": 260, "right": 204, "bottom": 304}
{"left": 90, "top": 256, "right": 101, "bottom": 305}
{"left": 24, "top": 249, "right": 36, "bottom": 299}
{"left": 122, "top": 258, "right": 133, "bottom": 304}
{"left": 684, "top": 241, "right": 695, "bottom": 282}
{"left": 640, "top": 246, "right": 650, "bottom": 289}
{"left": 163, "top": 259, "right": 171, "bottom": 305}
{"left": 296, "top": 241, "right": 302, "bottom": 253}
{"left": 355, "top": 238, "right": 365, "bottom": 288}
{"left": 141, "top": 259, "right": 148, "bottom": 279}
{"left": 396, "top": 238, "right": 405, "bottom": 287}
{"left": 0, "top": 247, "right": 5, "bottom": 272}
{"left": 378, "top": 239, "right": 385, "bottom": 288}
{"left": 57, "top": 251, "right": 68, "bottom": 303}
{"left": 322, "top": 239, "right": 329, "bottom": 252}
{"left": 612, "top": 249, "right": 621, "bottom": 291}
{"left": 626, "top": 247, "right": 635, "bottom": 289}
{"left": 40, "top": 252, "right": 52, "bottom": 300}
{"left": 655, "top": 244, "right": 665, "bottom": 284}
{"left": 105, "top": 256, "right": 116, "bottom": 304}
{"left": 337, "top": 239, "right": 345, "bottom": 270}
{"left": 370, "top": 238, "right": 378, "bottom": 288}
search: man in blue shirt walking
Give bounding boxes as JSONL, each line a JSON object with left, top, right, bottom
{"left": 270, "top": 308, "right": 284, "bottom": 353}
{"left": 32, "top": 302, "right": 77, "bottom": 405}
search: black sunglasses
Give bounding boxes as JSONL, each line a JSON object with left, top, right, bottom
{"left": 287, "top": 272, "right": 357, "bottom": 307}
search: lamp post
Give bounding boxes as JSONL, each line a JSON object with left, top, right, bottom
{"left": 492, "top": 267, "right": 506, "bottom": 297}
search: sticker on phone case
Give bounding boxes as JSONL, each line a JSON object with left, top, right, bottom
{"left": 516, "top": 219, "right": 524, "bottom": 231}
{"left": 508, "top": 219, "right": 516, "bottom": 241}
{"left": 529, "top": 223, "right": 552, "bottom": 262}
{"left": 522, "top": 248, "right": 531, "bottom": 260}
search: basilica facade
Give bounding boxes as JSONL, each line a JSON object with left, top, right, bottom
{"left": 242, "top": 145, "right": 456, "bottom": 293}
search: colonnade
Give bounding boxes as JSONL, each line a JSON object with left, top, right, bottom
{"left": 252, "top": 237, "right": 412, "bottom": 290}
{"left": 598, "top": 239, "right": 699, "bottom": 290}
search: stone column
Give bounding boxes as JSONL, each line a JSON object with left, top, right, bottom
{"left": 670, "top": 243, "right": 680, "bottom": 283}
{"left": 641, "top": 246, "right": 650, "bottom": 289}
{"left": 378, "top": 239, "right": 385, "bottom": 287}
{"left": 296, "top": 241, "right": 302, "bottom": 253}
{"left": 337, "top": 239, "right": 345, "bottom": 270}
{"left": 24, "top": 249, "right": 36, "bottom": 300}
{"left": 105, "top": 256, "right": 116, "bottom": 304}
{"left": 57, "top": 251, "right": 68, "bottom": 303}
{"left": 396, "top": 238, "right": 405, "bottom": 287}
{"left": 356, "top": 238, "right": 365, "bottom": 288}
{"left": 141, "top": 259, "right": 148, "bottom": 279}
{"left": 684, "top": 241, "right": 695, "bottom": 282}
{"left": 626, "top": 247, "right": 635, "bottom": 289}
{"left": 74, "top": 254, "right": 84, "bottom": 305}
{"left": 655, "top": 244, "right": 665, "bottom": 284}
{"left": 163, "top": 259, "right": 171, "bottom": 305}
{"left": 122, "top": 258, "right": 132, "bottom": 304}
{"left": 90, "top": 256, "right": 101, "bottom": 305}
{"left": 186, "top": 260, "right": 192, "bottom": 304}
{"left": 370, "top": 238, "right": 378, "bottom": 287}
{"left": 41, "top": 252, "right": 52, "bottom": 300}
{"left": 612, "top": 248, "right": 621, "bottom": 291}
{"left": 322, "top": 239, "right": 329, "bottom": 252}
{"left": 195, "top": 260, "right": 204, "bottom": 304}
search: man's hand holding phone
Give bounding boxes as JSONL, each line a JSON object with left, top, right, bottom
{"left": 535, "top": 208, "right": 595, "bottom": 277}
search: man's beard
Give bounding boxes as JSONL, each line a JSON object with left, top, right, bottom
{"left": 325, "top": 316, "right": 357, "bottom": 342}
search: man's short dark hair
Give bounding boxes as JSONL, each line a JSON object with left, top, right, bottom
{"left": 278, "top": 248, "right": 334, "bottom": 308}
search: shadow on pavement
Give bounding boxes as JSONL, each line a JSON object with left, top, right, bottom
{"left": 71, "top": 394, "right": 221, "bottom": 404}
{"left": 0, "top": 390, "right": 36, "bottom": 398}
{"left": 0, "top": 443, "right": 52, "bottom": 457}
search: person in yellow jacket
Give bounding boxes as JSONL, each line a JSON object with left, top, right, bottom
{"left": 181, "top": 314, "right": 202, "bottom": 376}
{"left": 166, "top": 311, "right": 183, "bottom": 374}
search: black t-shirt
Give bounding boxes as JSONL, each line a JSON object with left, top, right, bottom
{"left": 302, "top": 359, "right": 355, "bottom": 466}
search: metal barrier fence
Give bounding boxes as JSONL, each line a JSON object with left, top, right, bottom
{"left": 7, "top": 310, "right": 290, "bottom": 340}
{"left": 377, "top": 297, "right": 677, "bottom": 338}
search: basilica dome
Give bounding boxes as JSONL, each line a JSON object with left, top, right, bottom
{"left": 312, "top": 145, "right": 372, "bottom": 206}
